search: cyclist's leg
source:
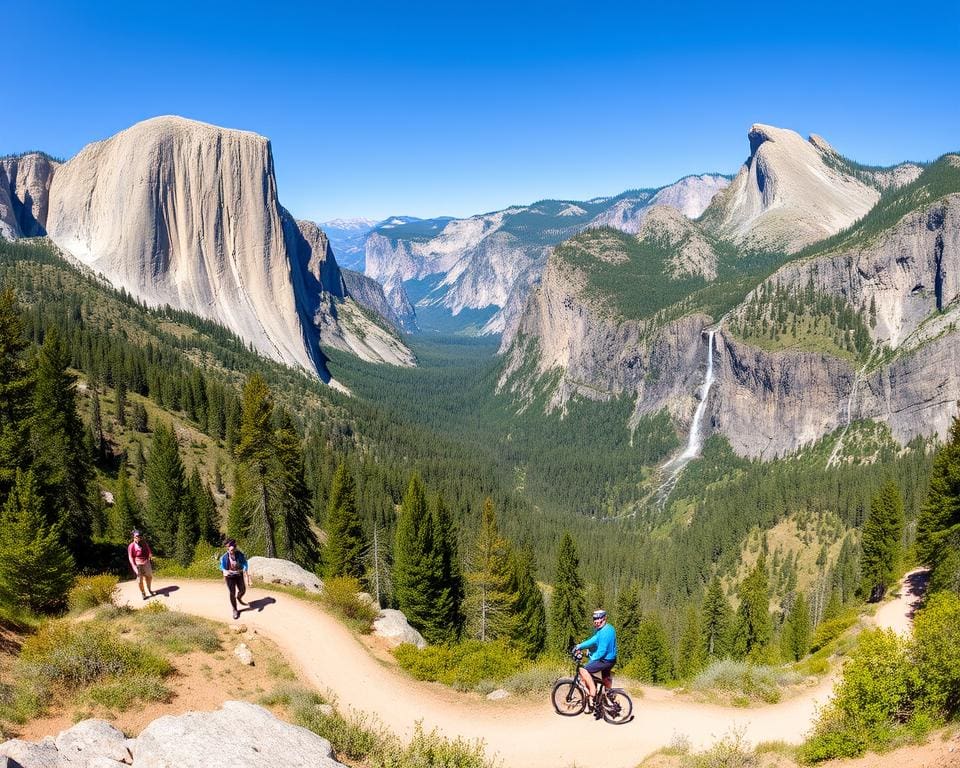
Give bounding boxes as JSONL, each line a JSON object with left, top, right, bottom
{"left": 578, "top": 666, "right": 596, "bottom": 700}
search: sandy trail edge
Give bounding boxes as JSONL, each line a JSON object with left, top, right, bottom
{"left": 114, "top": 572, "right": 919, "bottom": 768}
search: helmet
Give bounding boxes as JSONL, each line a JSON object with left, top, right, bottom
{"left": 592, "top": 609, "right": 607, "bottom": 620}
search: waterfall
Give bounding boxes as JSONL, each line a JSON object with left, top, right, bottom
{"left": 679, "top": 329, "right": 716, "bottom": 460}
{"left": 655, "top": 329, "right": 717, "bottom": 504}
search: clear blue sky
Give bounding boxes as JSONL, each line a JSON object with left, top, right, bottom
{"left": 5, "top": 1, "right": 959, "bottom": 221}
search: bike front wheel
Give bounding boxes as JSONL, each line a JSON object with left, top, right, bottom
{"left": 602, "top": 688, "right": 633, "bottom": 724}
{"left": 551, "top": 678, "right": 586, "bottom": 716}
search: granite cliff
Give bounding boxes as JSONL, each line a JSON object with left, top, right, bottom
{"left": 0, "top": 152, "right": 58, "bottom": 240}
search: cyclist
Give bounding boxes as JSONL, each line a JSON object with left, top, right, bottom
{"left": 574, "top": 609, "right": 617, "bottom": 719}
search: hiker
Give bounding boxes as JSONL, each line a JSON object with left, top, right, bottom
{"left": 128, "top": 530, "right": 154, "bottom": 599}
{"left": 220, "top": 539, "right": 250, "bottom": 620}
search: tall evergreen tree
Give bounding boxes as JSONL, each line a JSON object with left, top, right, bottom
{"left": 234, "top": 374, "right": 277, "bottom": 557}
{"left": 782, "top": 592, "right": 811, "bottom": 661}
{"left": 273, "top": 410, "right": 319, "bottom": 565}
{"left": 550, "top": 531, "right": 586, "bottom": 654}
{"left": 393, "top": 474, "right": 435, "bottom": 636}
{"left": 701, "top": 576, "right": 732, "bottom": 660}
{"left": 429, "top": 493, "right": 465, "bottom": 643}
{"left": 916, "top": 415, "right": 960, "bottom": 594}
{"left": 0, "top": 469, "right": 75, "bottom": 613}
{"left": 465, "top": 497, "right": 515, "bottom": 642}
{"left": 732, "top": 554, "right": 772, "bottom": 661}
{"left": 324, "top": 461, "right": 365, "bottom": 578}
{"left": 0, "top": 286, "right": 33, "bottom": 500}
{"left": 30, "top": 327, "right": 94, "bottom": 558}
{"left": 615, "top": 581, "right": 642, "bottom": 663}
{"left": 634, "top": 614, "right": 673, "bottom": 683}
{"left": 676, "top": 603, "right": 706, "bottom": 679}
{"left": 110, "top": 459, "right": 141, "bottom": 542}
{"left": 860, "top": 480, "right": 905, "bottom": 601}
{"left": 144, "top": 421, "right": 185, "bottom": 554}
{"left": 187, "top": 467, "right": 219, "bottom": 546}
{"left": 174, "top": 498, "right": 199, "bottom": 567}
{"left": 507, "top": 544, "right": 546, "bottom": 658}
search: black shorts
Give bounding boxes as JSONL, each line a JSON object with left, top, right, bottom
{"left": 585, "top": 658, "right": 616, "bottom": 675}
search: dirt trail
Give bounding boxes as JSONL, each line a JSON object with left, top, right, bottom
{"left": 114, "top": 572, "right": 922, "bottom": 768}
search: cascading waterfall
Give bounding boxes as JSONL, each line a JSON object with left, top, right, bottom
{"left": 655, "top": 329, "right": 717, "bottom": 503}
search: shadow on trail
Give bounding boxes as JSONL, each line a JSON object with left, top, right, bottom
{"left": 242, "top": 596, "right": 276, "bottom": 614}
{"left": 904, "top": 569, "right": 930, "bottom": 620}
{"left": 151, "top": 585, "right": 179, "bottom": 597}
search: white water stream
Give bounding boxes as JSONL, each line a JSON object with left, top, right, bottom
{"left": 655, "top": 329, "right": 717, "bottom": 503}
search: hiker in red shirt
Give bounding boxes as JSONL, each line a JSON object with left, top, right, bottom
{"left": 128, "top": 530, "right": 154, "bottom": 599}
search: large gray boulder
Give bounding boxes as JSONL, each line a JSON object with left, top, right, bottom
{"left": 0, "top": 736, "right": 59, "bottom": 768}
{"left": 372, "top": 609, "right": 427, "bottom": 649}
{"left": 248, "top": 556, "right": 322, "bottom": 593}
{"left": 132, "top": 701, "right": 344, "bottom": 767}
{"left": 55, "top": 720, "right": 130, "bottom": 766}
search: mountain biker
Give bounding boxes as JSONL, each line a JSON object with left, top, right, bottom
{"left": 574, "top": 609, "right": 617, "bottom": 720}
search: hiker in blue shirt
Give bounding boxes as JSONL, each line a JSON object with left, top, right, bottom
{"left": 220, "top": 539, "right": 250, "bottom": 620}
{"left": 574, "top": 609, "right": 618, "bottom": 719}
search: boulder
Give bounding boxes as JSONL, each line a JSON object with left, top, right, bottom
{"left": 486, "top": 689, "right": 510, "bottom": 701}
{"left": 0, "top": 737, "right": 59, "bottom": 768}
{"left": 372, "top": 609, "right": 427, "bottom": 649}
{"left": 248, "top": 557, "right": 322, "bottom": 593}
{"left": 131, "top": 701, "right": 346, "bottom": 767}
{"left": 234, "top": 643, "right": 254, "bottom": 666}
{"left": 55, "top": 720, "right": 130, "bottom": 765}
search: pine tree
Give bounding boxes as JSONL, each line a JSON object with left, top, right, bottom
{"left": 508, "top": 544, "right": 546, "bottom": 658}
{"left": 365, "top": 521, "right": 392, "bottom": 608}
{"left": 676, "top": 603, "right": 706, "bottom": 679}
{"left": 0, "top": 469, "right": 75, "bottom": 613}
{"left": 324, "top": 462, "right": 365, "bottom": 578}
{"left": 860, "top": 480, "right": 905, "bottom": 602}
{"left": 732, "top": 554, "right": 772, "bottom": 661}
{"left": 465, "top": 497, "right": 516, "bottom": 642}
{"left": 550, "top": 531, "right": 586, "bottom": 654}
{"left": 29, "top": 326, "right": 94, "bottom": 558}
{"left": 174, "top": 499, "right": 199, "bottom": 567}
{"left": 393, "top": 475, "right": 435, "bottom": 635}
{"left": 429, "top": 493, "right": 465, "bottom": 643}
{"left": 91, "top": 386, "right": 104, "bottom": 461}
{"left": 782, "top": 592, "right": 811, "bottom": 661}
{"left": 916, "top": 415, "right": 960, "bottom": 593}
{"left": 701, "top": 576, "right": 732, "bottom": 660}
{"left": 115, "top": 378, "right": 127, "bottom": 427}
{"left": 0, "top": 286, "right": 33, "bottom": 500}
{"left": 635, "top": 615, "right": 672, "bottom": 683}
{"left": 273, "top": 410, "right": 319, "bottom": 565}
{"left": 614, "top": 581, "right": 642, "bottom": 663}
{"left": 187, "top": 467, "right": 219, "bottom": 546}
{"left": 234, "top": 374, "right": 277, "bottom": 557}
{"left": 110, "top": 458, "right": 141, "bottom": 542}
{"left": 144, "top": 421, "right": 185, "bottom": 554}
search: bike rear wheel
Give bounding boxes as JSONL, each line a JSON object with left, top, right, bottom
{"left": 602, "top": 688, "right": 633, "bottom": 724}
{"left": 551, "top": 678, "right": 586, "bottom": 716}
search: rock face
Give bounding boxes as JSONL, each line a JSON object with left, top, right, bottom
{"left": 342, "top": 268, "right": 417, "bottom": 331}
{"left": 291, "top": 220, "right": 414, "bottom": 366}
{"left": 700, "top": 124, "right": 880, "bottom": 253}
{"left": 0, "top": 153, "right": 58, "bottom": 240}
{"left": 248, "top": 556, "right": 323, "bottom": 593}
{"left": 46, "top": 116, "right": 323, "bottom": 375}
{"left": 365, "top": 176, "right": 728, "bottom": 338}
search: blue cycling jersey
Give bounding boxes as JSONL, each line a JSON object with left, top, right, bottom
{"left": 576, "top": 623, "right": 617, "bottom": 661}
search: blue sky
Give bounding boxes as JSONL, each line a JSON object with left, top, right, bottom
{"left": 5, "top": 1, "right": 959, "bottom": 221}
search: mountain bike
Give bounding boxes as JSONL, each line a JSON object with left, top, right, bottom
{"left": 551, "top": 649, "right": 633, "bottom": 724}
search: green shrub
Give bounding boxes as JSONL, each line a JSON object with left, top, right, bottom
{"left": 832, "top": 629, "right": 915, "bottom": 727}
{"left": 690, "top": 660, "right": 800, "bottom": 704}
{"left": 153, "top": 541, "right": 221, "bottom": 579}
{"left": 85, "top": 673, "right": 171, "bottom": 710}
{"left": 690, "top": 729, "right": 756, "bottom": 768}
{"left": 500, "top": 660, "right": 566, "bottom": 695}
{"left": 912, "top": 591, "right": 960, "bottom": 715}
{"left": 382, "top": 722, "right": 492, "bottom": 768}
{"left": 68, "top": 574, "right": 120, "bottom": 613}
{"left": 809, "top": 611, "right": 857, "bottom": 653}
{"left": 798, "top": 707, "right": 868, "bottom": 763}
{"left": 322, "top": 576, "right": 379, "bottom": 631}
{"left": 394, "top": 640, "right": 524, "bottom": 692}
{"left": 297, "top": 703, "right": 391, "bottom": 762}
{"left": 134, "top": 604, "right": 221, "bottom": 653}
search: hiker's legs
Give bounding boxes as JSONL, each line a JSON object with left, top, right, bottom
{"left": 226, "top": 575, "right": 240, "bottom": 611}
{"left": 236, "top": 576, "right": 247, "bottom": 605}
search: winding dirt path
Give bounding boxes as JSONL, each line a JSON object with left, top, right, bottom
{"left": 114, "top": 573, "right": 922, "bottom": 768}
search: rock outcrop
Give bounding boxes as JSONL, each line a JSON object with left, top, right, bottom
{"left": 46, "top": 116, "right": 323, "bottom": 375}
{"left": 248, "top": 556, "right": 323, "bottom": 593}
{"left": 0, "top": 153, "right": 58, "bottom": 240}
{"left": 372, "top": 608, "right": 427, "bottom": 649}
{"left": 342, "top": 268, "right": 417, "bottom": 331}
{"left": 589, "top": 174, "right": 729, "bottom": 234}
{"left": 699, "top": 124, "right": 880, "bottom": 253}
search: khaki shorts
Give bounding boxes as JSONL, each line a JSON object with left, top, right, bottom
{"left": 136, "top": 561, "right": 153, "bottom": 578}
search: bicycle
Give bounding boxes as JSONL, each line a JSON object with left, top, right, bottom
{"left": 551, "top": 649, "right": 633, "bottom": 724}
